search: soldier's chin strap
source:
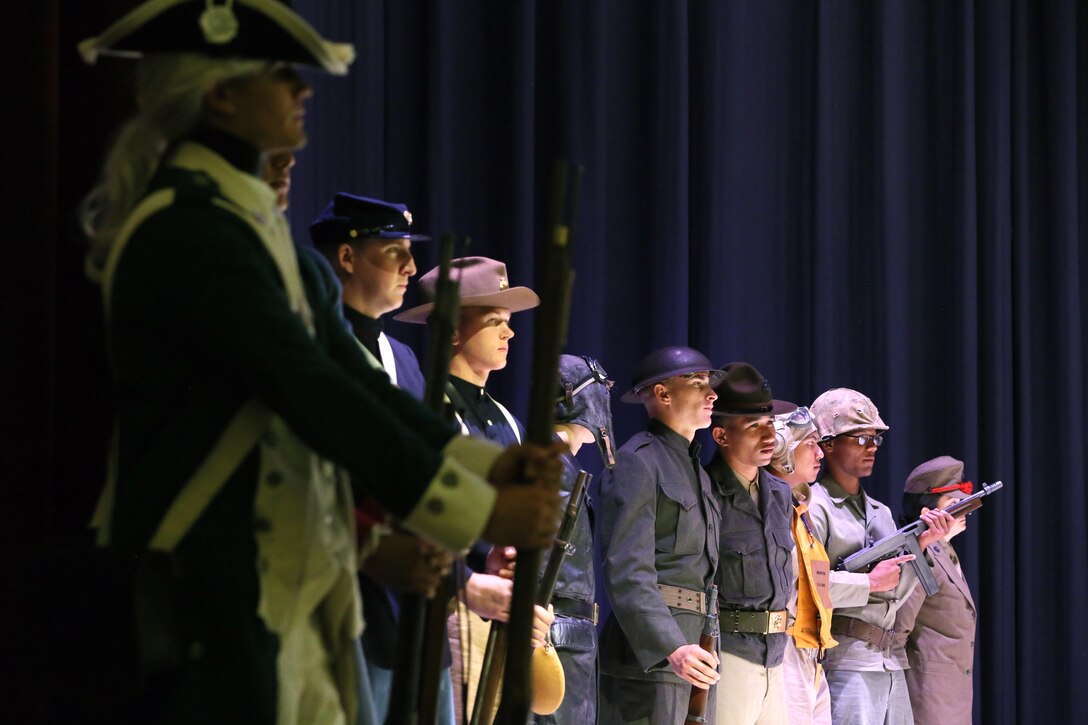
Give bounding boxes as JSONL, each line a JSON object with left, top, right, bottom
{"left": 557, "top": 357, "right": 616, "bottom": 466}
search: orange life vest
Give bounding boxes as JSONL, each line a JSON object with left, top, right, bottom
{"left": 791, "top": 498, "right": 837, "bottom": 654}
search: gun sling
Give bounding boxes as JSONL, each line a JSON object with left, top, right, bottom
{"left": 830, "top": 615, "right": 897, "bottom": 649}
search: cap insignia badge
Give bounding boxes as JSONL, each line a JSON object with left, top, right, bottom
{"left": 200, "top": 1, "right": 239, "bottom": 45}
{"left": 403, "top": 210, "right": 413, "bottom": 226}
{"left": 498, "top": 275, "right": 508, "bottom": 291}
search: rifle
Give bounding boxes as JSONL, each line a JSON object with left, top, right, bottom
{"left": 685, "top": 584, "right": 719, "bottom": 724}
{"left": 836, "top": 480, "right": 1003, "bottom": 596}
{"left": 491, "top": 160, "right": 583, "bottom": 725}
{"left": 470, "top": 470, "right": 589, "bottom": 723}
{"left": 386, "top": 233, "right": 463, "bottom": 725}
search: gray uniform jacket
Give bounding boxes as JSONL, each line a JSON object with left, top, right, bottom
{"left": 704, "top": 456, "right": 794, "bottom": 667}
{"left": 598, "top": 419, "right": 721, "bottom": 682}
{"left": 893, "top": 540, "right": 976, "bottom": 725}
{"left": 806, "top": 476, "right": 923, "bottom": 672}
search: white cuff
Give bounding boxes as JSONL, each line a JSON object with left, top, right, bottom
{"left": 443, "top": 434, "right": 505, "bottom": 479}
{"left": 401, "top": 436, "right": 501, "bottom": 551}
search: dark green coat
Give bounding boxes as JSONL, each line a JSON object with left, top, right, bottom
{"left": 106, "top": 152, "right": 460, "bottom": 722}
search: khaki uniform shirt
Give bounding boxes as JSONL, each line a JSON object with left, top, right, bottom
{"left": 893, "top": 540, "right": 976, "bottom": 725}
{"left": 806, "top": 476, "right": 923, "bottom": 672}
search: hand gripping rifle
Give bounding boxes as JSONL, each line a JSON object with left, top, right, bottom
{"left": 471, "top": 471, "right": 590, "bottom": 722}
{"left": 836, "top": 480, "right": 1003, "bottom": 596}
{"left": 490, "top": 160, "right": 583, "bottom": 725}
{"left": 386, "top": 233, "right": 463, "bottom": 725}
{"left": 685, "top": 584, "right": 719, "bottom": 724}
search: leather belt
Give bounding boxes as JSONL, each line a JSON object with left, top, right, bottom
{"left": 721, "top": 608, "right": 789, "bottom": 634}
{"left": 656, "top": 584, "right": 707, "bottom": 614}
{"left": 552, "top": 596, "right": 599, "bottom": 624}
{"left": 831, "top": 616, "right": 898, "bottom": 649}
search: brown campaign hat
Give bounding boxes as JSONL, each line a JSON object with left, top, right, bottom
{"left": 711, "top": 362, "right": 797, "bottom": 418}
{"left": 394, "top": 256, "right": 539, "bottom": 324}
{"left": 904, "top": 455, "right": 967, "bottom": 497}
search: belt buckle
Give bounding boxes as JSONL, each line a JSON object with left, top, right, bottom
{"left": 769, "top": 611, "right": 785, "bottom": 634}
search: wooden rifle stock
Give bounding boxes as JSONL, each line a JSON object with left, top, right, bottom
{"left": 386, "top": 234, "right": 463, "bottom": 725}
{"left": 491, "top": 160, "right": 583, "bottom": 725}
{"left": 471, "top": 471, "right": 591, "bottom": 723}
{"left": 686, "top": 584, "right": 719, "bottom": 724}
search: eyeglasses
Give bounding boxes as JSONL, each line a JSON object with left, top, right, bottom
{"left": 836, "top": 433, "right": 884, "bottom": 447}
{"left": 930, "top": 480, "right": 973, "bottom": 495}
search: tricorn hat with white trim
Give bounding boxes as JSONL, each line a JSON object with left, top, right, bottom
{"left": 78, "top": 0, "right": 354, "bottom": 75}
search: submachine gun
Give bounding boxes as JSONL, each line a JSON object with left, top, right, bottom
{"left": 836, "top": 480, "right": 1004, "bottom": 596}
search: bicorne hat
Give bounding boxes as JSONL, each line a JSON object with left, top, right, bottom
{"left": 78, "top": 0, "right": 354, "bottom": 75}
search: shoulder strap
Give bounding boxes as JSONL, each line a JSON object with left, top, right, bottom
{"left": 91, "top": 184, "right": 275, "bottom": 551}
{"left": 148, "top": 398, "right": 270, "bottom": 551}
{"left": 445, "top": 382, "right": 472, "bottom": 436}
{"left": 376, "top": 332, "right": 398, "bottom": 386}
{"left": 490, "top": 397, "right": 523, "bottom": 444}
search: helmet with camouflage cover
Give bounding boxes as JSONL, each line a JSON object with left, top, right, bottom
{"left": 810, "top": 388, "right": 889, "bottom": 442}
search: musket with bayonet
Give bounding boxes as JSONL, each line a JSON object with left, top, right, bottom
{"left": 490, "top": 160, "right": 583, "bottom": 725}
{"left": 386, "top": 233, "right": 463, "bottom": 725}
{"left": 836, "top": 480, "right": 1004, "bottom": 596}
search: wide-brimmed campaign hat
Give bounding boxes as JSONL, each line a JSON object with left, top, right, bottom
{"left": 620, "top": 346, "right": 724, "bottom": 404}
{"left": 711, "top": 362, "right": 797, "bottom": 418}
{"left": 309, "top": 193, "right": 430, "bottom": 246}
{"left": 393, "top": 256, "right": 539, "bottom": 324}
{"left": 78, "top": 0, "right": 354, "bottom": 75}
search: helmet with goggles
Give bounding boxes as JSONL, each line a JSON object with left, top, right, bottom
{"left": 770, "top": 406, "right": 818, "bottom": 474}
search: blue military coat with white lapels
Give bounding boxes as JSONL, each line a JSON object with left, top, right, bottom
{"left": 342, "top": 305, "right": 427, "bottom": 668}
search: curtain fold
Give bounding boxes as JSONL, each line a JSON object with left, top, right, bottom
{"left": 289, "top": 2, "right": 1087, "bottom": 720}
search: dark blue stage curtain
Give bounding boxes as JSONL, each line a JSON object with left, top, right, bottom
{"left": 291, "top": 2, "right": 1088, "bottom": 721}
